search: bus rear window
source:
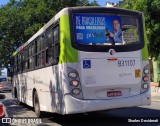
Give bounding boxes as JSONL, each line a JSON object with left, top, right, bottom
{"left": 74, "top": 14, "right": 139, "bottom": 46}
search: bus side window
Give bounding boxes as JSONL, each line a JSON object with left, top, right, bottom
{"left": 29, "top": 57, "right": 34, "bottom": 70}
{"left": 18, "top": 53, "right": 22, "bottom": 73}
{"left": 35, "top": 35, "right": 45, "bottom": 68}
{"left": 54, "top": 25, "right": 60, "bottom": 64}
{"left": 28, "top": 43, "right": 35, "bottom": 70}
{"left": 41, "top": 51, "right": 45, "bottom": 66}
{"left": 41, "top": 35, "right": 46, "bottom": 66}
{"left": 46, "top": 24, "right": 59, "bottom": 65}
{"left": 46, "top": 30, "right": 53, "bottom": 48}
{"left": 54, "top": 44, "right": 59, "bottom": 64}
{"left": 46, "top": 28, "right": 54, "bottom": 65}
{"left": 23, "top": 48, "right": 29, "bottom": 71}
{"left": 13, "top": 56, "right": 18, "bottom": 74}
{"left": 37, "top": 38, "right": 41, "bottom": 53}
{"left": 41, "top": 35, "right": 45, "bottom": 50}
{"left": 46, "top": 46, "right": 54, "bottom": 64}
{"left": 35, "top": 38, "right": 40, "bottom": 67}
{"left": 36, "top": 53, "right": 40, "bottom": 67}
{"left": 54, "top": 25, "right": 59, "bottom": 43}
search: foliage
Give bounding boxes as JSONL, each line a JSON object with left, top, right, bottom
{"left": 120, "top": 0, "right": 160, "bottom": 60}
{"left": 0, "top": 0, "right": 99, "bottom": 68}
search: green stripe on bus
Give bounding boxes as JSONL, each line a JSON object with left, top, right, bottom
{"left": 142, "top": 16, "right": 149, "bottom": 61}
{"left": 59, "top": 15, "right": 78, "bottom": 64}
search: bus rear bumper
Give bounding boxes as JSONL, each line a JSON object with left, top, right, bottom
{"left": 64, "top": 91, "right": 151, "bottom": 114}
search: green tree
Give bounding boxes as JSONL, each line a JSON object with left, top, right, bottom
{"left": 0, "top": 0, "right": 99, "bottom": 68}
{"left": 120, "top": 0, "right": 160, "bottom": 59}
{"left": 0, "top": 0, "right": 25, "bottom": 67}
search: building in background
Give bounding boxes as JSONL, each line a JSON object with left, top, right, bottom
{"left": 106, "top": 2, "right": 119, "bottom": 7}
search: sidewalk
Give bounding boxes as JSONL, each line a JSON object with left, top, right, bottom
{"left": 150, "top": 82, "right": 160, "bottom": 102}
{"left": 150, "top": 82, "right": 159, "bottom": 87}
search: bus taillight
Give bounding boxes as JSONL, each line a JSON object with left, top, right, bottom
{"left": 68, "top": 72, "right": 77, "bottom": 79}
{"left": 143, "top": 68, "right": 149, "bottom": 74}
{"left": 72, "top": 88, "right": 81, "bottom": 95}
{"left": 71, "top": 80, "right": 79, "bottom": 87}
{"left": 67, "top": 67, "right": 83, "bottom": 98}
{"left": 142, "top": 83, "right": 148, "bottom": 89}
{"left": 141, "top": 64, "right": 150, "bottom": 93}
{"left": 143, "top": 76, "right": 149, "bottom": 82}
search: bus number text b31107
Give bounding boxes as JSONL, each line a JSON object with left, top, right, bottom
{"left": 118, "top": 60, "right": 135, "bottom": 67}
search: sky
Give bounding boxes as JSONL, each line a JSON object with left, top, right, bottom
{"left": 90, "top": 0, "right": 121, "bottom": 6}
{"left": 0, "top": 0, "right": 9, "bottom": 6}
{"left": 0, "top": 0, "right": 121, "bottom": 6}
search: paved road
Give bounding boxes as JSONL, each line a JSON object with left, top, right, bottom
{"left": 0, "top": 88, "right": 160, "bottom": 126}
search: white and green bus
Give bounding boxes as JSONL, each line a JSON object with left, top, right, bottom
{"left": 11, "top": 7, "right": 151, "bottom": 117}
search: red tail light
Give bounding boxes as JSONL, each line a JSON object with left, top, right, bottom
{"left": 0, "top": 104, "right": 5, "bottom": 118}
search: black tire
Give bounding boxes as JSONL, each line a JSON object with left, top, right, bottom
{"left": 33, "top": 91, "right": 43, "bottom": 117}
{"left": 14, "top": 88, "right": 17, "bottom": 98}
{"left": 15, "top": 88, "right": 23, "bottom": 105}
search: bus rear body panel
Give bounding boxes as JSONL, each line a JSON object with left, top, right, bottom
{"left": 64, "top": 50, "right": 151, "bottom": 114}
{"left": 78, "top": 51, "right": 143, "bottom": 100}
{"left": 64, "top": 89, "right": 150, "bottom": 114}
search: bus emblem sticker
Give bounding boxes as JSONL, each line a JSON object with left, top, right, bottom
{"left": 83, "top": 60, "right": 91, "bottom": 69}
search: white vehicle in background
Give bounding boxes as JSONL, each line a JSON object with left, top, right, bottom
{"left": 0, "top": 76, "right": 12, "bottom": 92}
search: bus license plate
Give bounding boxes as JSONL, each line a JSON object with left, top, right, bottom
{"left": 107, "top": 91, "right": 122, "bottom": 97}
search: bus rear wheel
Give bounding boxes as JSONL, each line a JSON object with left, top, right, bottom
{"left": 14, "top": 87, "right": 17, "bottom": 98}
{"left": 14, "top": 88, "right": 22, "bottom": 105}
{"left": 33, "top": 91, "right": 42, "bottom": 117}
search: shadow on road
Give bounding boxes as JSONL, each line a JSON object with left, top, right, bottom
{"left": 2, "top": 99, "right": 35, "bottom": 117}
{"left": 1, "top": 99, "right": 160, "bottom": 126}
{"left": 39, "top": 106, "right": 160, "bottom": 126}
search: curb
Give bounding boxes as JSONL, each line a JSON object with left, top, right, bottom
{"left": 150, "top": 82, "right": 158, "bottom": 87}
